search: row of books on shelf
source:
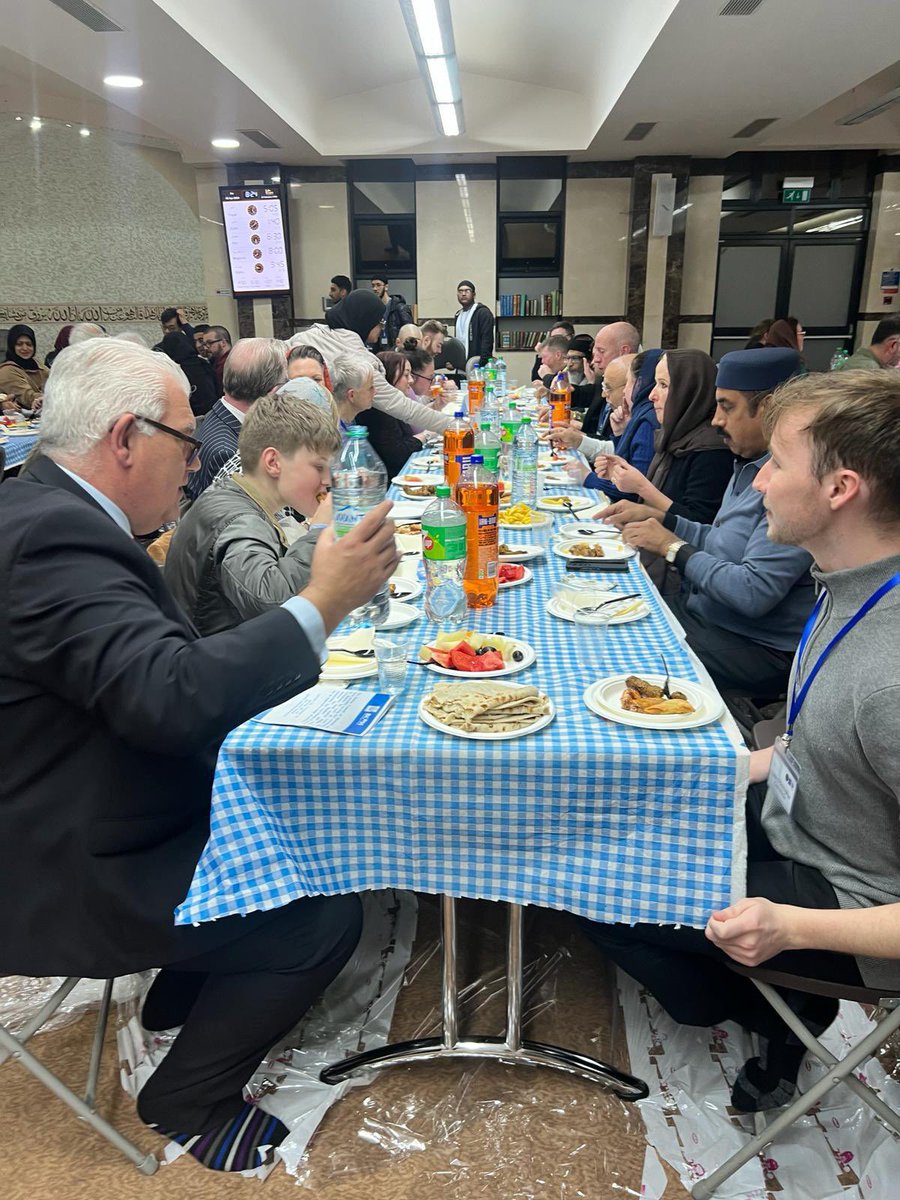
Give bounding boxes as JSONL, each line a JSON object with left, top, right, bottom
{"left": 496, "top": 291, "right": 562, "bottom": 316}
{"left": 497, "top": 330, "right": 542, "bottom": 351}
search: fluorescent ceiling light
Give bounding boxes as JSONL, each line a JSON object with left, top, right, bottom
{"left": 211, "top": 137, "right": 240, "bottom": 149}
{"left": 411, "top": 0, "right": 443, "bottom": 55}
{"left": 103, "top": 74, "right": 143, "bottom": 88}
{"left": 427, "top": 56, "right": 454, "bottom": 104}
{"left": 438, "top": 104, "right": 459, "bottom": 136}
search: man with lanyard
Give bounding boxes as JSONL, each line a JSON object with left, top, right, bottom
{"left": 584, "top": 369, "right": 900, "bottom": 1114}
{"left": 605, "top": 348, "right": 814, "bottom": 699}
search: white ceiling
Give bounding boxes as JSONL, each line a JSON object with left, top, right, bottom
{"left": 0, "top": 0, "right": 898, "bottom": 164}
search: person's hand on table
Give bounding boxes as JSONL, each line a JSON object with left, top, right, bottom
{"left": 602, "top": 500, "right": 651, "bottom": 528}
{"left": 1, "top": 396, "right": 19, "bottom": 414}
{"left": 549, "top": 425, "right": 582, "bottom": 450}
{"left": 705, "top": 896, "right": 798, "bottom": 966}
{"left": 749, "top": 745, "right": 774, "bottom": 785}
{"left": 30, "top": 395, "right": 43, "bottom": 415}
{"left": 564, "top": 458, "right": 591, "bottom": 485}
{"left": 302, "top": 500, "right": 400, "bottom": 635}
{"left": 621, "top": 518, "right": 680, "bottom": 558}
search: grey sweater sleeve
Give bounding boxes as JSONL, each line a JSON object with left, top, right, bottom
{"left": 677, "top": 523, "right": 812, "bottom": 618}
{"left": 216, "top": 530, "right": 314, "bottom": 621}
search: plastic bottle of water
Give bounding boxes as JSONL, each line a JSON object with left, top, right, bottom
{"left": 475, "top": 421, "right": 501, "bottom": 474}
{"left": 494, "top": 355, "right": 508, "bottom": 398}
{"left": 331, "top": 425, "right": 390, "bottom": 626}
{"left": 500, "top": 400, "right": 521, "bottom": 477}
{"left": 483, "top": 358, "right": 498, "bottom": 387}
{"left": 512, "top": 416, "right": 539, "bottom": 507}
{"left": 422, "top": 485, "right": 467, "bottom": 626}
{"left": 829, "top": 347, "right": 849, "bottom": 371}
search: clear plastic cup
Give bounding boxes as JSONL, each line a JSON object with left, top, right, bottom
{"left": 573, "top": 609, "right": 613, "bottom": 676}
{"left": 373, "top": 631, "right": 413, "bottom": 693}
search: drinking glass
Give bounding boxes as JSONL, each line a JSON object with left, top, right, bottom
{"left": 573, "top": 609, "right": 612, "bottom": 678}
{"left": 373, "top": 631, "right": 413, "bottom": 693}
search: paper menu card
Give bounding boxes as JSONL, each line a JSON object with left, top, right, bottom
{"left": 255, "top": 685, "right": 394, "bottom": 735}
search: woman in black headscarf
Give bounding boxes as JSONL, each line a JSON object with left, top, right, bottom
{"left": 0, "top": 325, "right": 49, "bottom": 413}
{"left": 605, "top": 348, "right": 733, "bottom": 524}
{"left": 325, "top": 289, "right": 386, "bottom": 348}
{"left": 160, "top": 330, "right": 217, "bottom": 416}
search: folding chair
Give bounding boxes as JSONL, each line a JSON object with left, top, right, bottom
{"left": 0, "top": 977, "right": 158, "bottom": 1174}
{"left": 692, "top": 964, "right": 900, "bottom": 1198}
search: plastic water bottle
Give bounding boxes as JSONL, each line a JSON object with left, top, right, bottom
{"left": 422, "top": 485, "right": 467, "bottom": 625}
{"left": 494, "top": 355, "right": 508, "bottom": 398}
{"left": 483, "top": 358, "right": 498, "bottom": 387}
{"left": 829, "top": 347, "right": 849, "bottom": 371}
{"left": 500, "top": 399, "right": 521, "bottom": 477}
{"left": 512, "top": 416, "right": 539, "bottom": 507}
{"left": 475, "top": 421, "right": 501, "bottom": 474}
{"left": 331, "top": 425, "right": 390, "bottom": 626}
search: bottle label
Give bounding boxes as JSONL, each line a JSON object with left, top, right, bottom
{"left": 422, "top": 523, "right": 466, "bottom": 561}
{"left": 475, "top": 512, "right": 498, "bottom": 580}
{"left": 334, "top": 503, "right": 367, "bottom": 538}
{"left": 480, "top": 448, "right": 500, "bottom": 472}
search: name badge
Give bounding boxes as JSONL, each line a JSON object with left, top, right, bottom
{"left": 769, "top": 737, "right": 801, "bottom": 816}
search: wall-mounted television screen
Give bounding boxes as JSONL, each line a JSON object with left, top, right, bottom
{"left": 220, "top": 185, "right": 291, "bottom": 296}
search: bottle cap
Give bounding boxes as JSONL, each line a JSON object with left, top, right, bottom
{"left": 508, "top": 401, "right": 517, "bottom": 410}
{"left": 346, "top": 424, "right": 368, "bottom": 438}
{"left": 521, "top": 416, "right": 531, "bottom": 424}
{"left": 454, "top": 410, "right": 465, "bottom": 419}
{"left": 471, "top": 454, "right": 484, "bottom": 464}
{"left": 435, "top": 484, "right": 451, "bottom": 497}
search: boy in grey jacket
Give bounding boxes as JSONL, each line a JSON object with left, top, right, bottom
{"left": 166, "top": 392, "right": 338, "bottom": 634}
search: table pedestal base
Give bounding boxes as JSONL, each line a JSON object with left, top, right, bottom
{"left": 320, "top": 897, "right": 648, "bottom": 1101}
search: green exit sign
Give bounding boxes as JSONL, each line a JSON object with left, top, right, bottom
{"left": 782, "top": 187, "right": 811, "bottom": 203}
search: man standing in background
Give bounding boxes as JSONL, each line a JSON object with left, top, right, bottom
{"left": 328, "top": 275, "right": 352, "bottom": 305}
{"left": 371, "top": 276, "right": 413, "bottom": 349}
{"left": 453, "top": 280, "right": 494, "bottom": 366}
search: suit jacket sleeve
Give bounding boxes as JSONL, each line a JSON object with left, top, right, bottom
{"left": 7, "top": 508, "right": 321, "bottom": 755}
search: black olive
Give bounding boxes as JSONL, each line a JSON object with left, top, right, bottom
{"left": 512, "top": 649, "right": 524, "bottom": 662}
{"left": 475, "top": 647, "right": 489, "bottom": 655}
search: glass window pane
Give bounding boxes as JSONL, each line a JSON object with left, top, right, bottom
{"left": 788, "top": 243, "right": 858, "bottom": 328}
{"left": 714, "top": 245, "right": 781, "bottom": 329}
{"left": 712, "top": 337, "right": 751, "bottom": 361}
{"left": 801, "top": 337, "right": 849, "bottom": 372}
{"left": 791, "top": 208, "right": 864, "bottom": 235}
{"left": 720, "top": 210, "right": 791, "bottom": 235}
{"left": 351, "top": 182, "right": 415, "bottom": 215}
{"left": 355, "top": 220, "right": 415, "bottom": 271}
{"left": 499, "top": 179, "right": 563, "bottom": 212}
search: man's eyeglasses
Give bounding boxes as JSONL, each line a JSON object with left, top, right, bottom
{"left": 411, "top": 372, "right": 435, "bottom": 384}
{"left": 134, "top": 414, "right": 202, "bottom": 467}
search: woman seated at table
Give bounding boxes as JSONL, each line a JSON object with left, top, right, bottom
{"left": 560, "top": 350, "right": 661, "bottom": 502}
{"left": 589, "top": 349, "right": 733, "bottom": 525}
{"left": 0, "top": 324, "right": 49, "bottom": 414}
{"left": 354, "top": 351, "right": 426, "bottom": 478}
{"left": 164, "top": 390, "right": 338, "bottom": 635}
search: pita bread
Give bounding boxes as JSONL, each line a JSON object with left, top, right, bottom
{"left": 424, "top": 680, "right": 550, "bottom": 732}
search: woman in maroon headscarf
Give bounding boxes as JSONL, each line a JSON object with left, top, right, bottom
{"left": 45, "top": 324, "right": 73, "bottom": 370}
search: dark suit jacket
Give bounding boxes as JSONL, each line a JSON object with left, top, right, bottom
{"left": 185, "top": 399, "right": 242, "bottom": 501}
{"left": 0, "top": 457, "right": 320, "bottom": 975}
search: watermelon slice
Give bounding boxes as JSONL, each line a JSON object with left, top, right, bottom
{"left": 427, "top": 648, "right": 452, "bottom": 669}
{"left": 476, "top": 650, "right": 505, "bottom": 671}
{"left": 450, "top": 648, "right": 479, "bottom": 672}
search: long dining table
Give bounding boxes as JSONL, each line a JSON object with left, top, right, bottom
{"left": 175, "top": 443, "right": 749, "bottom": 1099}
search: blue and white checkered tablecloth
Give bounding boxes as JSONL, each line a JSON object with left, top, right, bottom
{"left": 176, "top": 451, "right": 748, "bottom": 930}
{"left": 0, "top": 432, "right": 39, "bottom": 470}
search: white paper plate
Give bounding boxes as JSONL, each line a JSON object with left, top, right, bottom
{"left": 422, "top": 638, "right": 536, "bottom": 678}
{"left": 537, "top": 495, "right": 595, "bottom": 513}
{"left": 394, "top": 472, "right": 443, "bottom": 488}
{"left": 418, "top": 690, "right": 556, "bottom": 741}
{"left": 553, "top": 539, "right": 636, "bottom": 562}
{"left": 540, "top": 471, "right": 574, "bottom": 485}
{"left": 391, "top": 502, "right": 430, "bottom": 521}
{"left": 498, "top": 565, "right": 534, "bottom": 589}
{"left": 4, "top": 427, "right": 37, "bottom": 437}
{"left": 583, "top": 674, "right": 725, "bottom": 730}
{"left": 389, "top": 576, "right": 423, "bottom": 601}
{"left": 545, "top": 595, "right": 649, "bottom": 625}
{"left": 322, "top": 631, "right": 378, "bottom": 680}
{"left": 556, "top": 521, "right": 622, "bottom": 541}
{"left": 498, "top": 513, "right": 553, "bottom": 532}
{"left": 379, "top": 601, "right": 421, "bottom": 630}
{"left": 498, "top": 543, "right": 545, "bottom": 562}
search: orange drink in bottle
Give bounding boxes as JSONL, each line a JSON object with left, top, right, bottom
{"left": 443, "top": 410, "right": 475, "bottom": 488}
{"left": 467, "top": 368, "right": 485, "bottom": 416}
{"left": 549, "top": 371, "right": 572, "bottom": 427}
{"left": 457, "top": 454, "right": 499, "bottom": 609}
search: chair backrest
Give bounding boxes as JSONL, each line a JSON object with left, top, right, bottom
{"left": 0, "top": 444, "right": 5, "bottom": 480}
{"left": 751, "top": 712, "right": 787, "bottom": 750}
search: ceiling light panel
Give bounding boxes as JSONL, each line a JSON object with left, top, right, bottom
{"left": 103, "top": 74, "right": 143, "bottom": 88}
{"left": 400, "top": 0, "right": 464, "bottom": 137}
{"left": 411, "top": 0, "right": 444, "bottom": 55}
{"left": 427, "top": 57, "right": 454, "bottom": 104}
{"left": 211, "top": 137, "right": 240, "bottom": 149}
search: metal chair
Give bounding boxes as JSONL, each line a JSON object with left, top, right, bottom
{"left": 692, "top": 964, "right": 900, "bottom": 1198}
{"left": 0, "top": 977, "right": 158, "bottom": 1174}
{"left": 437, "top": 335, "right": 467, "bottom": 374}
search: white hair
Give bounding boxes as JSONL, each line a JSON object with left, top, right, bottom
{"left": 68, "top": 323, "right": 107, "bottom": 345}
{"left": 39, "top": 339, "right": 189, "bottom": 461}
{"left": 329, "top": 353, "right": 374, "bottom": 403}
{"left": 112, "top": 329, "right": 148, "bottom": 346}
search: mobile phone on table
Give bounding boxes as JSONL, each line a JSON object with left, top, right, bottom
{"left": 565, "top": 560, "right": 631, "bottom": 573}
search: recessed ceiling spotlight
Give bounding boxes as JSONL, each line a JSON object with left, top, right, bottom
{"left": 318, "top": 204, "right": 335, "bottom": 210}
{"left": 80, "top": 128, "right": 91, "bottom": 137}
{"left": 103, "top": 74, "right": 143, "bottom": 88}
{"left": 211, "top": 137, "right": 240, "bottom": 149}
{"left": 14, "top": 115, "right": 22, "bottom": 121}
{"left": 29, "top": 118, "right": 42, "bottom": 131}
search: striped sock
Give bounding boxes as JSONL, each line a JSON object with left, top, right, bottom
{"left": 153, "top": 1103, "right": 288, "bottom": 1172}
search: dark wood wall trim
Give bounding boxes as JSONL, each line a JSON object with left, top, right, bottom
{"left": 678, "top": 314, "right": 715, "bottom": 323}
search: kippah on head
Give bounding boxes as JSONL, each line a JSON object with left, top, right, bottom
{"left": 717, "top": 347, "right": 801, "bottom": 392}
{"left": 457, "top": 279, "right": 476, "bottom": 291}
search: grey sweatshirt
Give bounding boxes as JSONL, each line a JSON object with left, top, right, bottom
{"left": 665, "top": 454, "right": 815, "bottom": 651}
{"left": 762, "top": 551, "right": 900, "bottom": 989}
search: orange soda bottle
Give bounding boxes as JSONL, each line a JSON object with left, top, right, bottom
{"left": 467, "top": 367, "right": 485, "bottom": 416}
{"left": 457, "top": 454, "right": 499, "bottom": 609}
{"left": 549, "top": 371, "right": 572, "bottom": 427}
{"left": 443, "top": 409, "right": 475, "bottom": 489}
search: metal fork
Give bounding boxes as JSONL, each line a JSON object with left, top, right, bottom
{"left": 575, "top": 593, "right": 641, "bottom": 614}
{"left": 660, "top": 653, "right": 672, "bottom": 698}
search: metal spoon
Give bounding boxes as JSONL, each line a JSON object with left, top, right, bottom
{"left": 576, "top": 593, "right": 642, "bottom": 614}
{"left": 328, "top": 647, "right": 376, "bottom": 658}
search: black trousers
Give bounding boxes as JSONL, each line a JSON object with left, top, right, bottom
{"left": 135, "top": 893, "right": 362, "bottom": 1133}
{"left": 666, "top": 592, "right": 794, "bottom": 699}
{"left": 582, "top": 786, "right": 863, "bottom": 1041}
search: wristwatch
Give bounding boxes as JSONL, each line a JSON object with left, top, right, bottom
{"left": 665, "top": 539, "right": 686, "bottom": 564}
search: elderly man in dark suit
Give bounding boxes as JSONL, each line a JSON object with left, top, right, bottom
{"left": 0, "top": 338, "right": 399, "bottom": 1171}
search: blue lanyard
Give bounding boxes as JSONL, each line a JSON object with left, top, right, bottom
{"left": 786, "top": 572, "right": 900, "bottom": 742}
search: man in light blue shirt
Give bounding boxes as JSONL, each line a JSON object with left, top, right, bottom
{"left": 606, "top": 348, "right": 813, "bottom": 697}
